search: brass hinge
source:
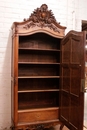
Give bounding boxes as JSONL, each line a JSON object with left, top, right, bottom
{"left": 81, "top": 79, "right": 86, "bottom": 92}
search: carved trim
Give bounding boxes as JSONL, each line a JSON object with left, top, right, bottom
{"left": 16, "top": 121, "right": 59, "bottom": 130}
{"left": 12, "top": 4, "right": 66, "bottom": 36}
{"left": 23, "top": 4, "right": 61, "bottom": 33}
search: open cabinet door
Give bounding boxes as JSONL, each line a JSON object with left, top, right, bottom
{"left": 60, "top": 30, "right": 86, "bottom": 130}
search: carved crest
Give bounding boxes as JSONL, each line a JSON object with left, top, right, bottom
{"left": 23, "top": 4, "right": 60, "bottom": 33}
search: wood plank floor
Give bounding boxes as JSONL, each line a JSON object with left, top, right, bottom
{"left": 84, "top": 120, "right": 87, "bottom": 130}
{"left": 52, "top": 123, "right": 87, "bottom": 130}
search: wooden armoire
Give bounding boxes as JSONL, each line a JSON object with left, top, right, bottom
{"left": 11, "top": 4, "right": 86, "bottom": 130}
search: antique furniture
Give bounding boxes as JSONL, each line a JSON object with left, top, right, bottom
{"left": 11, "top": 4, "right": 85, "bottom": 130}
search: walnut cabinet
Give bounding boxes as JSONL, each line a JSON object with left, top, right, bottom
{"left": 11, "top": 4, "right": 85, "bottom": 130}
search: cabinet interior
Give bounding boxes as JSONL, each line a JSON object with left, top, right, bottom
{"left": 18, "top": 33, "right": 61, "bottom": 117}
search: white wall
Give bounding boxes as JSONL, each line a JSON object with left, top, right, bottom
{"left": 0, "top": 0, "right": 87, "bottom": 129}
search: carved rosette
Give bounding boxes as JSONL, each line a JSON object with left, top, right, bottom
{"left": 23, "top": 4, "right": 60, "bottom": 33}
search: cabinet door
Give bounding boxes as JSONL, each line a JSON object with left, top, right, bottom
{"left": 60, "top": 30, "right": 86, "bottom": 130}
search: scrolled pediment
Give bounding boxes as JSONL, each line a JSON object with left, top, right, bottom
{"left": 12, "top": 4, "right": 66, "bottom": 38}
{"left": 24, "top": 4, "right": 59, "bottom": 29}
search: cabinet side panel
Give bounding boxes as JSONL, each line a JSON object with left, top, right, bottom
{"left": 11, "top": 35, "right": 15, "bottom": 126}
{"left": 11, "top": 34, "right": 19, "bottom": 126}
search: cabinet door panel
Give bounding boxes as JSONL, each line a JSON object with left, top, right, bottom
{"left": 60, "top": 31, "right": 86, "bottom": 130}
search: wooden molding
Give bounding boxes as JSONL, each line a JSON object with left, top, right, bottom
{"left": 12, "top": 4, "right": 66, "bottom": 38}
{"left": 23, "top": 4, "right": 61, "bottom": 33}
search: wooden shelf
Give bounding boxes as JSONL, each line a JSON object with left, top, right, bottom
{"left": 18, "top": 107, "right": 59, "bottom": 113}
{"left": 19, "top": 48, "right": 60, "bottom": 52}
{"left": 18, "top": 62, "right": 60, "bottom": 65}
{"left": 18, "top": 89, "right": 59, "bottom": 93}
{"left": 18, "top": 76, "right": 60, "bottom": 79}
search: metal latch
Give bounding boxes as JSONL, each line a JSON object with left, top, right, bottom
{"left": 81, "top": 79, "right": 86, "bottom": 92}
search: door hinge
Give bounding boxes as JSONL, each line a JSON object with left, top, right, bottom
{"left": 81, "top": 79, "right": 86, "bottom": 92}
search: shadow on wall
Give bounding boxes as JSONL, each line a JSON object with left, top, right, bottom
{"left": 0, "top": 29, "right": 12, "bottom": 130}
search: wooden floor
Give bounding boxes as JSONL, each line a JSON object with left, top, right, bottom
{"left": 84, "top": 120, "right": 87, "bottom": 130}
{"left": 52, "top": 122, "right": 87, "bottom": 130}
{"left": 63, "top": 121, "right": 87, "bottom": 130}
{"left": 62, "top": 126, "right": 87, "bottom": 130}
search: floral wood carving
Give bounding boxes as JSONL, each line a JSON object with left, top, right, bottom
{"left": 23, "top": 4, "right": 60, "bottom": 33}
